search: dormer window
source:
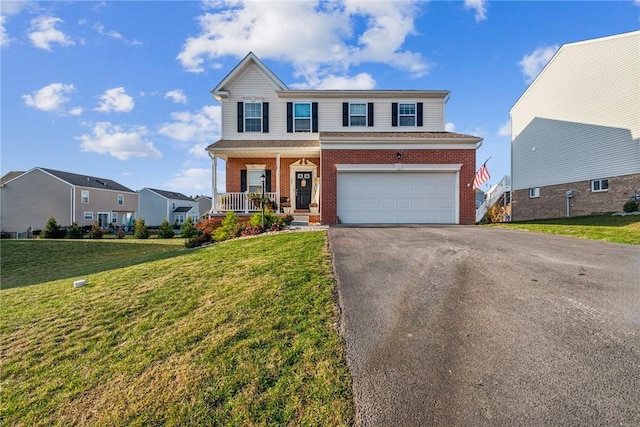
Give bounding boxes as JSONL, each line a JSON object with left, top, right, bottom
{"left": 399, "top": 103, "right": 416, "bottom": 126}
{"left": 349, "top": 103, "right": 367, "bottom": 126}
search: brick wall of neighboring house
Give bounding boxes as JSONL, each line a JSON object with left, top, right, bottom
{"left": 321, "top": 149, "right": 477, "bottom": 225}
{"left": 226, "top": 157, "right": 321, "bottom": 203}
{"left": 512, "top": 173, "right": 640, "bottom": 221}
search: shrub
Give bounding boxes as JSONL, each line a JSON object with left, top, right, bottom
{"left": 241, "top": 226, "right": 265, "bottom": 236}
{"left": 41, "top": 216, "right": 65, "bottom": 239}
{"left": 196, "top": 217, "right": 224, "bottom": 236}
{"left": 277, "top": 214, "right": 294, "bottom": 227}
{"left": 158, "top": 219, "right": 175, "bottom": 239}
{"left": 133, "top": 218, "right": 150, "bottom": 239}
{"left": 213, "top": 211, "right": 245, "bottom": 242}
{"left": 89, "top": 222, "right": 104, "bottom": 239}
{"left": 180, "top": 217, "right": 199, "bottom": 238}
{"left": 623, "top": 199, "right": 639, "bottom": 213}
{"left": 184, "top": 232, "right": 212, "bottom": 249}
{"left": 249, "top": 211, "right": 278, "bottom": 228}
{"left": 66, "top": 222, "right": 83, "bottom": 239}
{"left": 481, "top": 203, "right": 505, "bottom": 224}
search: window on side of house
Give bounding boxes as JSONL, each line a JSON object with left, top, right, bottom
{"left": 112, "top": 213, "right": 118, "bottom": 223}
{"left": 81, "top": 190, "right": 89, "bottom": 203}
{"left": 350, "top": 103, "right": 367, "bottom": 127}
{"left": 399, "top": 103, "right": 416, "bottom": 126}
{"left": 591, "top": 179, "right": 609, "bottom": 192}
{"left": 248, "top": 169, "right": 266, "bottom": 193}
{"left": 529, "top": 187, "right": 540, "bottom": 198}
{"left": 84, "top": 211, "right": 93, "bottom": 220}
{"left": 117, "top": 194, "right": 124, "bottom": 205}
{"left": 294, "top": 103, "right": 311, "bottom": 132}
{"left": 245, "top": 102, "right": 262, "bottom": 132}
{"left": 176, "top": 214, "right": 185, "bottom": 224}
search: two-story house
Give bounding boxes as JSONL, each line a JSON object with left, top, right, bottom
{"left": 207, "top": 53, "right": 483, "bottom": 225}
{"left": 511, "top": 31, "right": 640, "bottom": 220}
{"left": 137, "top": 188, "right": 199, "bottom": 227}
{"left": 0, "top": 167, "right": 138, "bottom": 236}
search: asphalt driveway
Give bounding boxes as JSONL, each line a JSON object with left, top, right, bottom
{"left": 329, "top": 226, "right": 640, "bottom": 426}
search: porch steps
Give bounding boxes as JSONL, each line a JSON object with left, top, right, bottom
{"left": 291, "top": 214, "right": 309, "bottom": 226}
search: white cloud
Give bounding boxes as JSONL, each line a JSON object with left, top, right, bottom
{"left": 22, "top": 83, "right": 75, "bottom": 112}
{"left": 93, "top": 23, "right": 142, "bottom": 45}
{"left": 164, "top": 168, "right": 212, "bottom": 194}
{"left": 465, "top": 0, "right": 487, "bottom": 22}
{"left": 69, "top": 107, "right": 84, "bottom": 116}
{"left": 177, "top": 0, "right": 430, "bottom": 87}
{"left": 158, "top": 105, "right": 221, "bottom": 158}
{"left": 95, "top": 87, "right": 134, "bottom": 113}
{"left": 165, "top": 89, "right": 188, "bottom": 104}
{"left": 291, "top": 72, "right": 376, "bottom": 90}
{"left": 1, "top": 16, "right": 11, "bottom": 47}
{"left": 77, "top": 122, "right": 162, "bottom": 160}
{"left": 445, "top": 122, "right": 456, "bottom": 132}
{"left": 497, "top": 120, "right": 511, "bottom": 137}
{"left": 28, "top": 16, "right": 74, "bottom": 51}
{"left": 518, "top": 45, "right": 559, "bottom": 84}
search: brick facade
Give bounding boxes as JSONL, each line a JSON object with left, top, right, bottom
{"left": 320, "top": 149, "right": 477, "bottom": 225}
{"left": 512, "top": 173, "right": 640, "bottom": 220}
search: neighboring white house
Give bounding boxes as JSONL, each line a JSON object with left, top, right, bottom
{"left": 137, "top": 188, "right": 199, "bottom": 227}
{"left": 510, "top": 30, "right": 640, "bottom": 220}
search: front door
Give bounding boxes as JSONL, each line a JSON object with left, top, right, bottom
{"left": 295, "top": 172, "right": 312, "bottom": 210}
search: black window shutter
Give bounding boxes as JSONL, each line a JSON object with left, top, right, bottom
{"left": 286, "top": 102, "right": 293, "bottom": 133}
{"left": 240, "top": 170, "right": 247, "bottom": 192}
{"left": 417, "top": 102, "right": 423, "bottom": 127}
{"left": 237, "top": 102, "right": 244, "bottom": 133}
{"left": 262, "top": 102, "right": 269, "bottom": 133}
{"left": 312, "top": 102, "right": 318, "bottom": 132}
{"left": 367, "top": 102, "right": 374, "bottom": 127}
{"left": 342, "top": 103, "right": 349, "bottom": 127}
{"left": 391, "top": 102, "right": 398, "bottom": 127}
{"left": 265, "top": 170, "right": 272, "bottom": 192}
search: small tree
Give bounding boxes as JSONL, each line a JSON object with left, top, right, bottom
{"left": 41, "top": 216, "right": 64, "bottom": 238}
{"left": 180, "top": 216, "right": 198, "bottom": 238}
{"left": 623, "top": 199, "right": 639, "bottom": 213}
{"left": 158, "top": 219, "right": 175, "bottom": 239}
{"left": 89, "top": 221, "right": 104, "bottom": 239}
{"left": 66, "top": 222, "right": 83, "bottom": 239}
{"left": 133, "top": 218, "right": 150, "bottom": 239}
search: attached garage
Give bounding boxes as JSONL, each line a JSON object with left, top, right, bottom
{"left": 336, "top": 164, "right": 461, "bottom": 224}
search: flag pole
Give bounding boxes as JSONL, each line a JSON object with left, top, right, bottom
{"left": 467, "top": 157, "right": 492, "bottom": 187}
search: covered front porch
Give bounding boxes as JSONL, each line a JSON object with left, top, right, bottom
{"left": 207, "top": 140, "right": 321, "bottom": 215}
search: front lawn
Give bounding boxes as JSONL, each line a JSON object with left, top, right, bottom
{"left": 0, "top": 232, "right": 353, "bottom": 425}
{"left": 488, "top": 214, "right": 640, "bottom": 245}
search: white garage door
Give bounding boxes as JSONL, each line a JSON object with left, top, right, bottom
{"left": 337, "top": 172, "right": 458, "bottom": 224}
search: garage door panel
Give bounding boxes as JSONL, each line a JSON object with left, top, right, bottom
{"left": 337, "top": 172, "right": 457, "bottom": 224}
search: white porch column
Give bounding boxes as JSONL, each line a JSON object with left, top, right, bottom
{"left": 276, "top": 153, "right": 281, "bottom": 209}
{"left": 209, "top": 152, "right": 218, "bottom": 213}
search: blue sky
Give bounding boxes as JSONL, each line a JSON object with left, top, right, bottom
{"left": 2, "top": 1, "right": 638, "bottom": 196}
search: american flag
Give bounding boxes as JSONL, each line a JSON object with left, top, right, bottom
{"left": 472, "top": 164, "right": 490, "bottom": 189}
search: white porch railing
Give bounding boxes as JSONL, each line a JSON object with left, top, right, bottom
{"left": 217, "top": 192, "right": 278, "bottom": 213}
{"left": 476, "top": 175, "right": 511, "bottom": 223}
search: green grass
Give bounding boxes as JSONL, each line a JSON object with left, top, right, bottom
{"left": 0, "top": 232, "right": 353, "bottom": 426}
{"left": 488, "top": 214, "right": 640, "bottom": 245}
{"left": 0, "top": 238, "right": 186, "bottom": 289}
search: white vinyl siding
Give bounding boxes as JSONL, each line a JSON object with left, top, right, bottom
{"left": 511, "top": 32, "right": 640, "bottom": 191}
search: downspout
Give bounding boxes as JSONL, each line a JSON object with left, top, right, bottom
{"left": 71, "top": 187, "right": 75, "bottom": 225}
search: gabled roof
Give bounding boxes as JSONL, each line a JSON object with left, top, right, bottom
{"left": 1, "top": 171, "right": 25, "bottom": 186}
{"left": 15, "top": 167, "right": 135, "bottom": 192}
{"left": 211, "top": 52, "right": 288, "bottom": 98}
{"left": 144, "top": 188, "right": 194, "bottom": 201}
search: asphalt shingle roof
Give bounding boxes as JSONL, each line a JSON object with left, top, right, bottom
{"left": 40, "top": 168, "right": 135, "bottom": 192}
{"left": 147, "top": 188, "right": 194, "bottom": 201}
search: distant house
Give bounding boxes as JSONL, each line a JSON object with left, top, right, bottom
{"left": 194, "top": 195, "right": 212, "bottom": 220}
{"left": 137, "top": 188, "right": 199, "bottom": 227}
{"left": 511, "top": 31, "right": 640, "bottom": 220}
{"left": 206, "top": 52, "right": 482, "bottom": 224}
{"left": 0, "top": 167, "right": 138, "bottom": 236}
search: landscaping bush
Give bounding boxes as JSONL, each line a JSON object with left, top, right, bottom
{"left": 213, "top": 211, "right": 245, "bottom": 242}
{"left": 180, "top": 217, "right": 199, "bottom": 238}
{"left": 241, "top": 226, "right": 265, "bottom": 236}
{"left": 157, "top": 219, "right": 175, "bottom": 239}
{"left": 184, "top": 232, "right": 212, "bottom": 248}
{"left": 196, "top": 217, "right": 224, "bottom": 236}
{"left": 41, "top": 216, "right": 65, "bottom": 239}
{"left": 277, "top": 214, "right": 294, "bottom": 226}
{"left": 88, "top": 222, "right": 104, "bottom": 239}
{"left": 249, "top": 211, "right": 278, "bottom": 228}
{"left": 623, "top": 199, "right": 639, "bottom": 213}
{"left": 66, "top": 222, "right": 83, "bottom": 239}
{"left": 133, "top": 218, "right": 150, "bottom": 239}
